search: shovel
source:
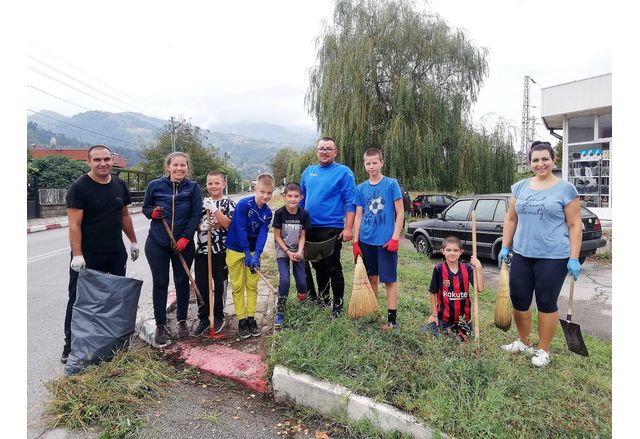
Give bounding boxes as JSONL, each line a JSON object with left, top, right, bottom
{"left": 559, "top": 277, "right": 589, "bottom": 357}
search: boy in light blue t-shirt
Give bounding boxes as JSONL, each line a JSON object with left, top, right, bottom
{"left": 352, "top": 148, "right": 404, "bottom": 331}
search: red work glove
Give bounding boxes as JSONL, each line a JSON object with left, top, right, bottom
{"left": 352, "top": 241, "right": 363, "bottom": 263}
{"left": 383, "top": 238, "right": 399, "bottom": 253}
{"left": 173, "top": 237, "right": 190, "bottom": 253}
{"left": 151, "top": 206, "right": 166, "bottom": 220}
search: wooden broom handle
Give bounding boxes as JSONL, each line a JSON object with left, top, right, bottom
{"left": 207, "top": 210, "right": 214, "bottom": 328}
{"left": 471, "top": 211, "right": 480, "bottom": 350}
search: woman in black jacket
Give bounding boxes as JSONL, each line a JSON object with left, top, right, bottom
{"left": 143, "top": 152, "right": 202, "bottom": 345}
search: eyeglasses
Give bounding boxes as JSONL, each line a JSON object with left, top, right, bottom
{"left": 317, "top": 147, "right": 335, "bottom": 153}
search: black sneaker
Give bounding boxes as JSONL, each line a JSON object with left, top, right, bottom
{"left": 238, "top": 319, "right": 251, "bottom": 339}
{"left": 60, "top": 341, "right": 71, "bottom": 364}
{"left": 247, "top": 317, "right": 262, "bottom": 337}
{"left": 154, "top": 325, "right": 168, "bottom": 345}
{"left": 331, "top": 307, "right": 342, "bottom": 319}
{"left": 177, "top": 321, "right": 189, "bottom": 339}
{"left": 213, "top": 317, "right": 225, "bottom": 334}
{"left": 193, "top": 319, "right": 210, "bottom": 337}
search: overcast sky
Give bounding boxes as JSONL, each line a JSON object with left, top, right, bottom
{"left": 26, "top": 0, "right": 611, "bottom": 147}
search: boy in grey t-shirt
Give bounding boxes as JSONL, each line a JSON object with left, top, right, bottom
{"left": 273, "top": 183, "right": 312, "bottom": 327}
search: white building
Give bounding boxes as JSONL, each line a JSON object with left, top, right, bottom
{"left": 541, "top": 73, "right": 612, "bottom": 220}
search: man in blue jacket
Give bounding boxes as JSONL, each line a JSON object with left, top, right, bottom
{"left": 300, "top": 137, "right": 356, "bottom": 317}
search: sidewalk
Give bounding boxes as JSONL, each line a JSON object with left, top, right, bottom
{"left": 27, "top": 206, "right": 143, "bottom": 233}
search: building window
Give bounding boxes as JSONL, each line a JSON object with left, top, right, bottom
{"left": 567, "top": 141, "right": 610, "bottom": 208}
{"left": 598, "top": 114, "right": 612, "bottom": 138}
{"left": 568, "top": 116, "right": 594, "bottom": 143}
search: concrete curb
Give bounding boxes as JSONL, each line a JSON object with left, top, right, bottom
{"left": 272, "top": 365, "right": 441, "bottom": 439}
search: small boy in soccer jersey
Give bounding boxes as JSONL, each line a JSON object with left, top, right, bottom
{"left": 273, "top": 182, "right": 312, "bottom": 327}
{"left": 352, "top": 148, "right": 404, "bottom": 331}
{"left": 424, "top": 236, "right": 484, "bottom": 341}
{"left": 193, "top": 172, "right": 236, "bottom": 337}
{"left": 225, "top": 173, "right": 274, "bottom": 339}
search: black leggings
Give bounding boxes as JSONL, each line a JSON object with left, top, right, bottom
{"left": 509, "top": 252, "right": 568, "bottom": 313}
{"left": 145, "top": 239, "right": 195, "bottom": 325}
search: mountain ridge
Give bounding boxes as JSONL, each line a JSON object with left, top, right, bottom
{"left": 27, "top": 110, "right": 317, "bottom": 178}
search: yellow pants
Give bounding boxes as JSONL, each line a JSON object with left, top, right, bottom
{"left": 226, "top": 249, "right": 259, "bottom": 320}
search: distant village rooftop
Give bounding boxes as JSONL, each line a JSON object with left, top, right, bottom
{"left": 30, "top": 144, "right": 128, "bottom": 168}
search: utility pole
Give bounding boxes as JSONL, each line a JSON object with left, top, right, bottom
{"left": 170, "top": 116, "right": 176, "bottom": 152}
{"left": 521, "top": 76, "right": 531, "bottom": 154}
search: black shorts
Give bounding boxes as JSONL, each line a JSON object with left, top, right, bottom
{"left": 509, "top": 252, "right": 568, "bottom": 313}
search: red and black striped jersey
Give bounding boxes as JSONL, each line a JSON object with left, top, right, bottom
{"left": 428, "top": 262, "right": 474, "bottom": 325}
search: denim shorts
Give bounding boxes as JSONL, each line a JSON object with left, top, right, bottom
{"left": 360, "top": 241, "right": 398, "bottom": 283}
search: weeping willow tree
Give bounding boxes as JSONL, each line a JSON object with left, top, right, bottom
{"left": 305, "top": 0, "right": 514, "bottom": 192}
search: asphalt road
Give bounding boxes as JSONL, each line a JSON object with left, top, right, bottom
{"left": 27, "top": 213, "right": 154, "bottom": 439}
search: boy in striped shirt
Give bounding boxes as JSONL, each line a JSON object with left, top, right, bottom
{"left": 425, "top": 236, "right": 484, "bottom": 340}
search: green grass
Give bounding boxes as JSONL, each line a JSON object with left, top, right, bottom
{"left": 45, "top": 346, "right": 186, "bottom": 438}
{"left": 267, "top": 245, "right": 612, "bottom": 439}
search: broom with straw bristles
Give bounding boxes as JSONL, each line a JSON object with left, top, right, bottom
{"left": 494, "top": 261, "right": 512, "bottom": 331}
{"left": 348, "top": 256, "right": 380, "bottom": 319}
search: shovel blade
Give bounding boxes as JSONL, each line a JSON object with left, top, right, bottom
{"left": 560, "top": 319, "right": 589, "bottom": 357}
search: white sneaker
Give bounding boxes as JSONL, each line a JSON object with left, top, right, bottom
{"left": 501, "top": 339, "right": 534, "bottom": 354}
{"left": 531, "top": 349, "right": 551, "bottom": 367}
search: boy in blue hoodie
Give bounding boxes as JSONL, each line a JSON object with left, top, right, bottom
{"left": 225, "top": 173, "right": 274, "bottom": 338}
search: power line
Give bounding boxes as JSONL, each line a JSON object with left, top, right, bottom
{"left": 27, "top": 109, "right": 140, "bottom": 147}
{"left": 28, "top": 73, "right": 166, "bottom": 129}
{"left": 28, "top": 41, "right": 163, "bottom": 117}
{"left": 27, "top": 84, "right": 94, "bottom": 112}
{"left": 28, "top": 55, "right": 157, "bottom": 117}
{"left": 29, "top": 65, "right": 141, "bottom": 114}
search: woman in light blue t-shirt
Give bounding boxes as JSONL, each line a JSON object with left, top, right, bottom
{"left": 497, "top": 141, "right": 582, "bottom": 368}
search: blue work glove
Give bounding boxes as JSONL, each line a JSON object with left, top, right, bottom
{"left": 244, "top": 252, "right": 253, "bottom": 268}
{"left": 567, "top": 258, "right": 581, "bottom": 280}
{"left": 498, "top": 246, "right": 511, "bottom": 266}
{"left": 251, "top": 253, "right": 261, "bottom": 272}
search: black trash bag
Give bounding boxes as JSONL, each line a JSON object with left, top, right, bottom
{"left": 64, "top": 268, "right": 143, "bottom": 375}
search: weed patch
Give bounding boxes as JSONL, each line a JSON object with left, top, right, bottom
{"left": 45, "top": 346, "right": 183, "bottom": 438}
{"left": 268, "top": 245, "right": 612, "bottom": 438}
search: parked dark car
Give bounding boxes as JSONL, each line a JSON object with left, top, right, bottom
{"left": 398, "top": 183, "right": 411, "bottom": 214}
{"left": 411, "top": 194, "right": 457, "bottom": 217}
{"left": 410, "top": 195, "right": 426, "bottom": 213}
{"left": 405, "top": 193, "right": 606, "bottom": 264}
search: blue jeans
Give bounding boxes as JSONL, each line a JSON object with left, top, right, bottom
{"left": 277, "top": 257, "right": 307, "bottom": 306}
{"left": 145, "top": 238, "right": 195, "bottom": 325}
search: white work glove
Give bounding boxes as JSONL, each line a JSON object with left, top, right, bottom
{"left": 130, "top": 242, "right": 140, "bottom": 261}
{"left": 70, "top": 255, "right": 86, "bottom": 272}
{"left": 202, "top": 198, "right": 219, "bottom": 214}
{"left": 200, "top": 220, "right": 213, "bottom": 232}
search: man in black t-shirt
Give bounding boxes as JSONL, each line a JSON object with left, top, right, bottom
{"left": 61, "top": 145, "right": 139, "bottom": 364}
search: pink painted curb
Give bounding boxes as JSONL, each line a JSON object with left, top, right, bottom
{"left": 169, "top": 341, "right": 269, "bottom": 394}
